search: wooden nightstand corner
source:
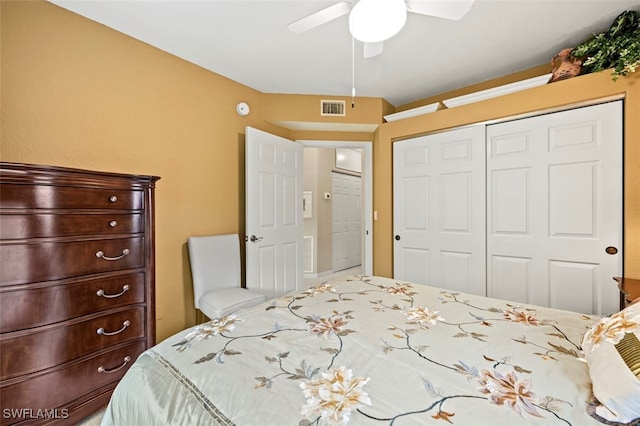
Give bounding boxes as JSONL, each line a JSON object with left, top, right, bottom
{"left": 613, "top": 276, "right": 640, "bottom": 310}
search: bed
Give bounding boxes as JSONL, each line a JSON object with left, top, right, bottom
{"left": 101, "top": 275, "right": 640, "bottom": 426}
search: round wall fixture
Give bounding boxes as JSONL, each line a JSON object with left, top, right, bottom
{"left": 236, "top": 102, "right": 250, "bottom": 116}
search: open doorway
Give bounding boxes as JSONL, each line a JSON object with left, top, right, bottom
{"left": 299, "top": 140, "right": 373, "bottom": 285}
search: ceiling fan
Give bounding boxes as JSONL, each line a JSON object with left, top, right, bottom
{"left": 288, "top": 0, "right": 475, "bottom": 58}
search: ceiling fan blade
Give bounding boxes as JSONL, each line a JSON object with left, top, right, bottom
{"left": 363, "top": 41, "right": 384, "bottom": 58}
{"left": 406, "top": 0, "right": 474, "bottom": 21}
{"left": 288, "top": 2, "right": 352, "bottom": 34}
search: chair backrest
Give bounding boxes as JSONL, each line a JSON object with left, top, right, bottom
{"left": 187, "top": 234, "right": 241, "bottom": 310}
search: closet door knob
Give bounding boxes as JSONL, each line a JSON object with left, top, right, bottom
{"left": 395, "top": 235, "right": 401, "bottom": 241}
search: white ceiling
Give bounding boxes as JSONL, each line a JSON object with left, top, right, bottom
{"left": 49, "top": 0, "right": 640, "bottom": 107}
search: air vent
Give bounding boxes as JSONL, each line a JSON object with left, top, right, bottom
{"left": 321, "top": 100, "right": 346, "bottom": 116}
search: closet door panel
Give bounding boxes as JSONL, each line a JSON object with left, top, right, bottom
{"left": 402, "top": 248, "right": 430, "bottom": 285}
{"left": 394, "top": 125, "right": 486, "bottom": 295}
{"left": 440, "top": 250, "right": 473, "bottom": 293}
{"left": 487, "top": 101, "right": 622, "bottom": 315}
{"left": 440, "top": 171, "right": 471, "bottom": 233}
{"left": 491, "top": 168, "right": 530, "bottom": 235}
{"left": 490, "top": 255, "right": 531, "bottom": 303}
{"left": 548, "top": 162, "right": 597, "bottom": 237}
{"left": 549, "top": 260, "right": 598, "bottom": 314}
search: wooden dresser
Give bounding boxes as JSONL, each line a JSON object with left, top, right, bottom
{"left": 0, "top": 163, "right": 159, "bottom": 425}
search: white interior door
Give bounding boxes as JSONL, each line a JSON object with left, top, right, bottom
{"left": 245, "top": 127, "right": 303, "bottom": 299}
{"left": 393, "top": 125, "right": 486, "bottom": 295}
{"left": 486, "top": 101, "right": 622, "bottom": 315}
{"left": 332, "top": 172, "right": 361, "bottom": 272}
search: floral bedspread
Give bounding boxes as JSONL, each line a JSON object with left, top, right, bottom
{"left": 102, "top": 275, "right": 603, "bottom": 426}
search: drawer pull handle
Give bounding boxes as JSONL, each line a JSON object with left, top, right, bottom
{"left": 109, "top": 195, "right": 118, "bottom": 203}
{"left": 98, "top": 356, "right": 132, "bottom": 374}
{"left": 97, "top": 320, "right": 131, "bottom": 336}
{"left": 96, "top": 248, "right": 130, "bottom": 261}
{"left": 97, "top": 285, "right": 130, "bottom": 298}
{"left": 109, "top": 220, "right": 118, "bottom": 228}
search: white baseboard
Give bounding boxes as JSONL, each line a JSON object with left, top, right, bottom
{"left": 304, "top": 270, "right": 332, "bottom": 279}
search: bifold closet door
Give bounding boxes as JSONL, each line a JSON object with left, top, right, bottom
{"left": 393, "top": 125, "right": 486, "bottom": 295}
{"left": 486, "top": 101, "right": 622, "bottom": 315}
{"left": 332, "top": 172, "right": 362, "bottom": 272}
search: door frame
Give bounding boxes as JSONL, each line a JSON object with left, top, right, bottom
{"left": 298, "top": 140, "right": 373, "bottom": 276}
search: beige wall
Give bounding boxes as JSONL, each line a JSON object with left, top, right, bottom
{"left": 265, "top": 93, "right": 391, "bottom": 127}
{"left": 0, "top": 1, "right": 380, "bottom": 341}
{"left": 3, "top": 1, "right": 639, "bottom": 342}
{"left": 302, "top": 147, "right": 335, "bottom": 275}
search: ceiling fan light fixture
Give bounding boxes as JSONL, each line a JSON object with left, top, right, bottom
{"left": 349, "top": 0, "right": 407, "bottom": 43}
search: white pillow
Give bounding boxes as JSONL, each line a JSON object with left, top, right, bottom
{"left": 582, "top": 303, "right": 640, "bottom": 425}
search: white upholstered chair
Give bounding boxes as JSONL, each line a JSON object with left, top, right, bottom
{"left": 187, "top": 234, "right": 267, "bottom": 321}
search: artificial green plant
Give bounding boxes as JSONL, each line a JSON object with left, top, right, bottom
{"left": 571, "top": 10, "right": 640, "bottom": 80}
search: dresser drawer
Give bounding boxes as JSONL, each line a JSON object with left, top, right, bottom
{"left": 1, "top": 307, "right": 145, "bottom": 380}
{"left": 0, "top": 340, "right": 146, "bottom": 425}
{"left": 0, "top": 237, "right": 144, "bottom": 286}
{"left": 0, "top": 183, "right": 143, "bottom": 210}
{"left": 0, "top": 273, "right": 146, "bottom": 333}
{"left": 0, "top": 212, "right": 144, "bottom": 239}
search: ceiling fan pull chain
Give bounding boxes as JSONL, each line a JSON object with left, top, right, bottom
{"left": 351, "top": 35, "right": 356, "bottom": 108}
